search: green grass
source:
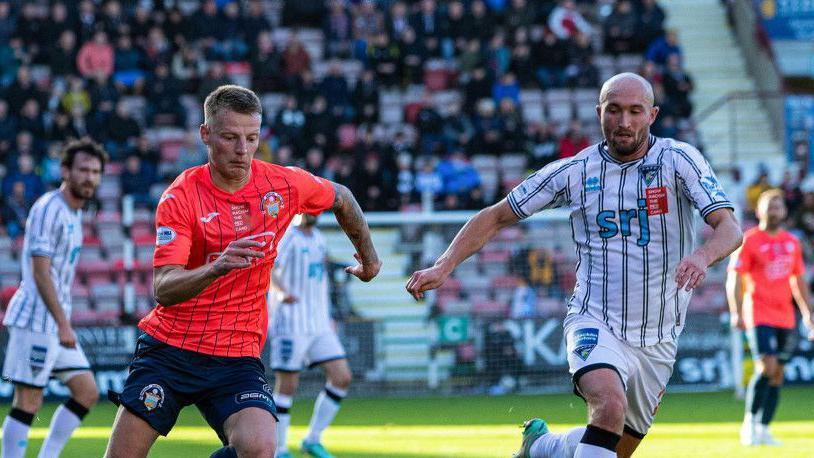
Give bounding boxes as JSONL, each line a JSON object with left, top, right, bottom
{"left": 9, "top": 387, "right": 814, "bottom": 457}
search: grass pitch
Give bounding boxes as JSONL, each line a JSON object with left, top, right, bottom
{"left": 9, "top": 387, "right": 814, "bottom": 457}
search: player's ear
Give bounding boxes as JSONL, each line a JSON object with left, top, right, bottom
{"left": 199, "top": 124, "right": 210, "bottom": 145}
{"left": 649, "top": 105, "right": 660, "bottom": 125}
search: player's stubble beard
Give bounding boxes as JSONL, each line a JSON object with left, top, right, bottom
{"left": 607, "top": 127, "right": 649, "bottom": 158}
{"left": 67, "top": 175, "right": 96, "bottom": 202}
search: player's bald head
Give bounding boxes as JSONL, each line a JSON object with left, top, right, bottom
{"left": 599, "top": 72, "right": 655, "bottom": 108}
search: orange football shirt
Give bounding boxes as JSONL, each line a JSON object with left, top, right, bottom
{"left": 140, "top": 160, "right": 335, "bottom": 357}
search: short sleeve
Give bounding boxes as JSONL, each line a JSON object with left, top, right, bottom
{"left": 287, "top": 167, "right": 335, "bottom": 215}
{"left": 672, "top": 145, "right": 734, "bottom": 219}
{"left": 153, "top": 189, "right": 194, "bottom": 268}
{"left": 792, "top": 239, "right": 805, "bottom": 276}
{"left": 507, "top": 158, "right": 576, "bottom": 219}
{"left": 27, "top": 198, "right": 63, "bottom": 258}
{"left": 729, "top": 241, "right": 752, "bottom": 274}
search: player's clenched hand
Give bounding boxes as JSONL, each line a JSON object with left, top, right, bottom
{"left": 406, "top": 265, "right": 450, "bottom": 301}
{"left": 345, "top": 253, "right": 381, "bottom": 282}
{"left": 58, "top": 322, "right": 77, "bottom": 348}
{"left": 211, "top": 239, "right": 265, "bottom": 277}
{"left": 729, "top": 312, "right": 745, "bottom": 331}
{"left": 675, "top": 252, "right": 708, "bottom": 291}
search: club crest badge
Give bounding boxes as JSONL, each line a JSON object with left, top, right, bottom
{"left": 640, "top": 164, "right": 661, "bottom": 186}
{"left": 139, "top": 384, "right": 165, "bottom": 411}
{"left": 572, "top": 328, "right": 599, "bottom": 361}
{"left": 260, "top": 192, "right": 284, "bottom": 218}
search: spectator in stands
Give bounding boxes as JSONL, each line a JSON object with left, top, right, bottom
{"left": 282, "top": 31, "right": 312, "bottom": 88}
{"left": 746, "top": 170, "right": 772, "bottom": 213}
{"left": 509, "top": 28, "right": 535, "bottom": 87}
{"left": 466, "top": 0, "right": 496, "bottom": 42}
{"left": 558, "top": 120, "right": 590, "bottom": 159}
{"left": 129, "top": 5, "right": 154, "bottom": 46}
{"left": 2, "top": 180, "right": 32, "bottom": 239}
{"left": 250, "top": 32, "right": 282, "bottom": 93}
{"left": 353, "top": 0, "right": 385, "bottom": 42}
{"left": 163, "top": 7, "right": 190, "bottom": 49}
{"left": 367, "top": 32, "right": 400, "bottom": 87}
{"left": 473, "top": 98, "right": 504, "bottom": 156}
{"left": 101, "top": 0, "right": 126, "bottom": 40}
{"left": 353, "top": 69, "right": 380, "bottom": 125}
{"left": 794, "top": 192, "right": 814, "bottom": 252}
{"left": 396, "top": 152, "right": 415, "bottom": 207}
{"left": 526, "top": 122, "right": 559, "bottom": 170}
{"left": 304, "top": 147, "right": 331, "bottom": 179}
{"left": 40, "top": 143, "right": 62, "bottom": 188}
{"left": 534, "top": 30, "right": 569, "bottom": 89}
{"left": 498, "top": 98, "right": 525, "bottom": 153}
{"left": 133, "top": 135, "right": 159, "bottom": 166}
{"left": 353, "top": 153, "right": 394, "bottom": 211}
{"left": 324, "top": 0, "right": 353, "bottom": 59}
{"left": 321, "top": 61, "right": 352, "bottom": 119}
{"left": 49, "top": 110, "right": 80, "bottom": 143}
{"left": 214, "top": 2, "right": 249, "bottom": 61}
{"left": 0, "top": 99, "right": 15, "bottom": 154}
{"left": 505, "top": 0, "right": 537, "bottom": 32}
{"left": 548, "top": 0, "right": 593, "bottom": 40}
{"left": 196, "top": 61, "right": 231, "bottom": 103}
{"left": 18, "top": 99, "right": 45, "bottom": 141}
{"left": 638, "top": 0, "right": 667, "bottom": 52}
{"left": 603, "top": 0, "right": 638, "bottom": 55}
{"left": 386, "top": 1, "right": 410, "bottom": 40}
{"left": 306, "top": 96, "right": 338, "bottom": 149}
{"left": 415, "top": 93, "right": 444, "bottom": 155}
{"left": 493, "top": 72, "right": 521, "bottom": 106}
{"left": 0, "top": 35, "right": 23, "bottom": 89}
{"left": 188, "top": 0, "right": 220, "bottom": 48}
{"left": 441, "top": 1, "right": 467, "bottom": 58}
{"left": 4, "top": 66, "right": 45, "bottom": 114}
{"left": 398, "top": 27, "right": 427, "bottom": 86}
{"left": 105, "top": 101, "right": 142, "bottom": 161}
{"left": 3, "top": 154, "right": 43, "bottom": 201}
{"left": 15, "top": 3, "right": 43, "bottom": 53}
{"left": 437, "top": 151, "right": 481, "bottom": 204}
{"left": 274, "top": 96, "right": 307, "bottom": 152}
{"left": 244, "top": 0, "right": 271, "bottom": 48}
{"left": 292, "top": 69, "right": 320, "bottom": 108}
{"left": 145, "top": 63, "right": 185, "bottom": 127}
{"left": 77, "top": 30, "right": 114, "bottom": 79}
{"left": 113, "top": 34, "right": 146, "bottom": 94}
{"left": 414, "top": 157, "right": 443, "bottom": 201}
{"left": 172, "top": 132, "right": 208, "bottom": 177}
{"left": 143, "top": 26, "right": 173, "bottom": 69}
{"left": 120, "top": 154, "right": 156, "bottom": 208}
{"left": 458, "top": 38, "right": 483, "bottom": 77}
{"left": 442, "top": 101, "right": 475, "bottom": 154}
{"left": 0, "top": 2, "right": 15, "bottom": 45}
{"left": 61, "top": 76, "right": 92, "bottom": 118}
{"left": 484, "top": 32, "right": 510, "bottom": 80}
{"left": 50, "top": 30, "right": 79, "bottom": 80}
{"left": 662, "top": 53, "right": 694, "bottom": 118}
{"left": 411, "top": 0, "right": 441, "bottom": 56}
{"left": 172, "top": 45, "right": 207, "bottom": 94}
{"left": 88, "top": 72, "right": 120, "bottom": 129}
{"left": 645, "top": 29, "right": 682, "bottom": 66}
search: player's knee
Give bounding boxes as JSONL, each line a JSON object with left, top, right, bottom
{"left": 13, "top": 387, "right": 43, "bottom": 413}
{"left": 331, "top": 370, "right": 352, "bottom": 390}
{"left": 231, "top": 431, "right": 275, "bottom": 458}
{"left": 588, "top": 393, "right": 626, "bottom": 429}
{"left": 770, "top": 366, "right": 785, "bottom": 386}
{"left": 760, "top": 357, "right": 778, "bottom": 376}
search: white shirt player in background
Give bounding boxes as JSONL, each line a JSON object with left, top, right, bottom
{"left": 1, "top": 138, "right": 106, "bottom": 458}
{"left": 407, "top": 73, "right": 743, "bottom": 458}
{"left": 268, "top": 212, "right": 352, "bottom": 458}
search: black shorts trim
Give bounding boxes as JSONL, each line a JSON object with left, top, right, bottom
{"left": 307, "top": 355, "right": 347, "bottom": 369}
{"left": 119, "top": 397, "right": 170, "bottom": 436}
{"left": 271, "top": 367, "right": 302, "bottom": 373}
{"left": 51, "top": 366, "right": 92, "bottom": 373}
{"left": 572, "top": 363, "right": 625, "bottom": 400}
{"left": 624, "top": 424, "right": 646, "bottom": 439}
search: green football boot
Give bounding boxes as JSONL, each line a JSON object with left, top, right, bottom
{"left": 301, "top": 440, "right": 335, "bottom": 458}
{"left": 513, "top": 418, "right": 549, "bottom": 458}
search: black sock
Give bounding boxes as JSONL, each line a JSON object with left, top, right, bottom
{"left": 745, "top": 373, "right": 769, "bottom": 416}
{"left": 64, "top": 398, "right": 90, "bottom": 420}
{"left": 580, "top": 424, "right": 621, "bottom": 452}
{"left": 209, "top": 446, "right": 238, "bottom": 458}
{"left": 8, "top": 408, "right": 35, "bottom": 426}
{"left": 761, "top": 385, "right": 780, "bottom": 425}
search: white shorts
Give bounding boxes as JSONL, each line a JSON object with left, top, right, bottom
{"left": 269, "top": 331, "right": 346, "bottom": 372}
{"left": 2, "top": 327, "right": 91, "bottom": 388}
{"left": 564, "top": 314, "right": 677, "bottom": 437}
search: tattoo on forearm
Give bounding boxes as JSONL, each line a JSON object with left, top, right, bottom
{"left": 332, "top": 184, "right": 377, "bottom": 263}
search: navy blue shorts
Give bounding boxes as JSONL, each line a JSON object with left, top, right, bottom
{"left": 747, "top": 325, "right": 798, "bottom": 364}
{"left": 113, "top": 333, "right": 277, "bottom": 445}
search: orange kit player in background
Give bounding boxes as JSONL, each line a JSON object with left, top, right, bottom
{"left": 727, "top": 189, "right": 814, "bottom": 447}
{"left": 104, "top": 85, "right": 381, "bottom": 458}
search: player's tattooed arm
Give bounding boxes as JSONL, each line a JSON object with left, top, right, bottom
{"left": 330, "top": 182, "right": 381, "bottom": 282}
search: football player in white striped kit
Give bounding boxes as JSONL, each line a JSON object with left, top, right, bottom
{"left": 407, "top": 73, "right": 743, "bottom": 458}
{"left": 268, "top": 213, "right": 351, "bottom": 458}
{"left": 2, "top": 139, "right": 107, "bottom": 458}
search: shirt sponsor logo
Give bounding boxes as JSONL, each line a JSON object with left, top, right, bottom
{"left": 585, "top": 176, "right": 601, "bottom": 193}
{"left": 573, "top": 328, "right": 599, "bottom": 361}
{"left": 260, "top": 192, "right": 284, "bottom": 218}
{"left": 139, "top": 384, "right": 165, "bottom": 411}
{"left": 200, "top": 212, "right": 220, "bottom": 223}
{"left": 156, "top": 226, "right": 176, "bottom": 246}
{"left": 701, "top": 176, "right": 726, "bottom": 199}
{"left": 235, "top": 391, "right": 273, "bottom": 405}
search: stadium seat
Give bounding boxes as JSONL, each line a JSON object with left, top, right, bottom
{"left": 472, "top": 299, "right": 508, "bottom": 318}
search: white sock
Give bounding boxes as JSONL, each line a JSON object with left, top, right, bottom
{"left": 574, "top": 443, "right": 617, "bottom": 458}
{"left": 38, "top": 404, "right": 83, "bottom": 458}
{"left": 273, "top": 393, "right": 293, "bottom": 454}
{"left": 530, "top": 426, "right": 586, "bottom": 458}
{"left": 304, "top": 383, "right": 346, "bottom": 444}
{"left": 2, "top": 415, "right": 32, "bottom": 458}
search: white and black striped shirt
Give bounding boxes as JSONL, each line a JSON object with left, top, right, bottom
{"left": 268, "top": 226, "right": 331, "bottom": 335}
{"left": 4, "top": 191, "right": 83, "bottom": 334}
{"left": 508, "top": 136, "right": 733, "bottom": 346}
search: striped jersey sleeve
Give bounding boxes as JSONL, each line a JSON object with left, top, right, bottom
{"left": 507, "top": 158, "right": 578, "bottom": 219}
{"left": 27, "top": 194, "right": 65, "bottom": 258}
{"left": 671, "top": 144, "right": 733, "bottom": 218}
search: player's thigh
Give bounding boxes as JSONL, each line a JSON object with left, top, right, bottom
{"left": 3, "top": 327, "right": 58, "bottom": 390}
{"left": 320, "top": 357, "right": 352, "bottom": 388}
{"left": 564, "top": 315, "right": 629, "bottom": 405}
{"left": 196, "top": 356, "right": 277, "bottom": 446}
{"left": 274, "top": 370, "right": 301, "bottom": 396}
{"left": 623, "top": 341, "right": 677, "bottom": 441}
{"left": 223, "top": 407, "right": 277, "bottom": 455}
{"left": 105, "top": 406, "right": 160, "bottom": 458}
{"left": 269, "top": 334, "right": 309, "bottom": 372}
{"left": 63, "top": 370, "right": 99, "bottom": 407}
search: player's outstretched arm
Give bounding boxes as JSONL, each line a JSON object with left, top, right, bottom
{"left": 675, "top": 208, "right": 743, "bottom": 291}
{"left": 330, "top": 182, "right": 381, "bottom": 282}
{"left": 406, "top": 199, "right": 520, "bottom": 300}
{"left": 153, "top": 238, "right": 265, "bottom": 306}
